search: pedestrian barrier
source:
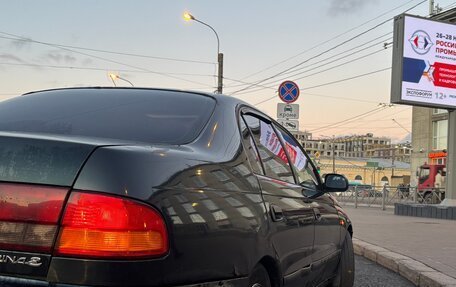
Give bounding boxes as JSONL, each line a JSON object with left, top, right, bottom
{"left": 332, "top": 185, "right": 446, "bottom": 210}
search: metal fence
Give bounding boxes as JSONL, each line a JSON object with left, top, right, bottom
{"left": 332, "top": 185, "right": 446, "bottom": 210}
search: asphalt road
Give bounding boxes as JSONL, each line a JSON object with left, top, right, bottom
{"left": 354, "top": 255, "right": 414, "bottom": 287}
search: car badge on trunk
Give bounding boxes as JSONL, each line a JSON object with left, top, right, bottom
{"left": 0, "top": 255, "right": 42, "bottom": 267}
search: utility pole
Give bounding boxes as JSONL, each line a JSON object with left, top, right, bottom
{"left": 392, "top": 147, "right": 395, "bottom": 178}
{"left": 218, "top": 53, "right": 224, "bottom": 94}
{"left": 332, "top": 135, "right": 336, "bottom": 173}
{"left": 429, "top": 0, "right": 435, "bottom": 15}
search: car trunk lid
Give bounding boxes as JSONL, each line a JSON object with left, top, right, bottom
{"left": 0, "top": 132, "right": 111, "bottom": 279}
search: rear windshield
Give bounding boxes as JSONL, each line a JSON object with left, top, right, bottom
{"left": 0, "top": 89, "right": 216, "bottom": 144}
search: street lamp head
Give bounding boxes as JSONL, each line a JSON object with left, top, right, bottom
{"left": 108, "top": 72, "right": 134, "bottom": 87}
{"left": 108, "top": 73, "right": 119, "bottom": 80}
{"left": 183, "top": 12, "right": 195, "bottom": 21}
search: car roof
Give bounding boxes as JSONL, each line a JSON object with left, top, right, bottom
{"left": 22, "top": 86, "right": 249, "bottom": 108}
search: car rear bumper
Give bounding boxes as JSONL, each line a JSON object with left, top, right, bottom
{"left": 182, "top": 277, "right": 248, "bottom": 287}
{"left": 0, "top": 275, "right": 249, "bottom": 287}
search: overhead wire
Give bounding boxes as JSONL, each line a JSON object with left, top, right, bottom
{"left": 239, "top": 0, "right": 420, "bottom": 81}
{"left": 263, "top": 36, "right": 392, "bottom": 83}
{"left": 225, "top": 32, "right": 393, "bottom": 90}
{"left": 222, "top": 77, "right": 381, "bottom": 104}
{"left": 327, "top": 126, "right": 411, "bottom": 130}
{"left": 312, "top": 107, "right": 411, "bottom": 139}
{"left": 253, "top": 67, "right": 391, "bottom": 106}
{"left": 0, "top": 61, "right": 216, "bottom": 77}
{"left": 0, "top": 31, "right": 216, "bottom": 88}
{"left": 234, "top": 47, "right": 390, "bottom": 96}
{"left": 310, "top": 106, "right": 391, "bottom": 133}
{"left": 229, "top": 0, "right": 427, "bottom": 95}
{"left": 0, "top": 34, "right": 215, "bottom": 65}
{"left": 297, "top": 92, "right": 381, "bottom": 104}
{"left": 304, "top": 117, "right": 410, "bottom": 127}
{"left": 392, "top": 118, "right": 412, "bottom": 133}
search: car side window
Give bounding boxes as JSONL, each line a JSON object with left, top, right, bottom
{"left": 239, "top": 115, "right": 263, "bottom": 174}
{"left": 242, "top": 114, "right": 294, "bottom": 183}
{"left": 273, "top": 124, "right": 319, "bottom": 192}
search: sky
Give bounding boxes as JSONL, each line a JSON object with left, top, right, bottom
{"left": 1, "top": 0, "right": 455, "bottom": 142}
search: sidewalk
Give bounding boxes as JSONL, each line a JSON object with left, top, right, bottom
{"left": 343, "top": 206, "right": 456, "bottom": 279}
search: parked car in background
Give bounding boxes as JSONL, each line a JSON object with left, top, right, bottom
{"left": 0, "top": 88, "right": 354, "bottom": 287}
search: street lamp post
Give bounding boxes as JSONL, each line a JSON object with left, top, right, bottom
{"left": 183, "top": 12, "right": 223, "bottom": 94}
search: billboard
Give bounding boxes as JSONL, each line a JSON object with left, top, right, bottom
{"left": 391, "top": 14, "right": 456, "bottom": 109}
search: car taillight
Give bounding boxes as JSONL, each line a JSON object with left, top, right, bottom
{"left": 55, "top": 191, "right": 168, "bottom": 259}
{"left": 0, "top": 183, "right": 68, "bottom": 253}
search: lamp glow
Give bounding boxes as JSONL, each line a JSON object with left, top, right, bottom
{"left": 183, "top": 12, "right": 194, "bottom": 21}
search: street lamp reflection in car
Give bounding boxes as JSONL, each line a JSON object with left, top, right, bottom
{"left": 196, "top": 169, "right": 203, "bottom": 176}
{"left": 207, "top": 122, "right": 218, "bottom": 148}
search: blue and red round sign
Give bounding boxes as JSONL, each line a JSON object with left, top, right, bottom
{"left": 278, "top": 81, "right": 300, "bottom": 103}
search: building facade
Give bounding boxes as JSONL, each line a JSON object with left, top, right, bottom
{"left": 295, "top": 133, "right": 396, "bottom": 160}
{"left": 411, "top": 108, "right": 448, "bottom": 176}
{"left": 340, "top": 133, "right": 391, "bottom": 158}
{"left": 365, "top": 142, "right": 412, "bottom": 164}
{"left": 316, "top": 157, "right": 410, "bottom": 187}
{"left": 302, "top": 139, "right": 346, "bottom": 158}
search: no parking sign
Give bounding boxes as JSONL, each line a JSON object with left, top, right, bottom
{"left": 278, "top": 81, "right": 300, "bottom": 104}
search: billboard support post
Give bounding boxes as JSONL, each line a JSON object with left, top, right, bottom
{"left": 442, "top": 109, "right": 456, "bottom": 205}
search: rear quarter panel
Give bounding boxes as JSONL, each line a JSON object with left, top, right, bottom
{"left": 51, "top": 103, "right": 274, "bottom": 286}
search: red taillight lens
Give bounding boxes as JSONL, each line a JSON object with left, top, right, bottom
{"left": 0, "top": 183, "right": 68, "bottom": 253}
{"left": 55, "top": 191, "right": 168, "bottom": 259}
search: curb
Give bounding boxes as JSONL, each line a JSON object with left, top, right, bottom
{"left": 353, "top": 238, "right": 456, "bottom": 287}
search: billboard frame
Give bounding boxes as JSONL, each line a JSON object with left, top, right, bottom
{"left": 391, "top": 13, "right": 456, "bottom": 110}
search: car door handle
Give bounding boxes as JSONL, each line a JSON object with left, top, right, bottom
{"left": 313, "top": 208, "right": 322, "bottom": 222}
{"left": 270, "top": 204, "right": 284, "bottom": 222}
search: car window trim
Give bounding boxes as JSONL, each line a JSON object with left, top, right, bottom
{"left": 239, "top": 110, "right": 269, "bottom": 176}
{"left": 239, "top": 107, "right": 299, "bottom": 185}
{"left": 272, "top": 122, "right": 322, "bottom": 189}
{"left": 269, "top": 122, "right": 301, "bottom": 185}
{"left": 239, "top": 105, "right": 323, "bottom": 190}
{"left": 237, "top": 112, "right": 267, "bottom": 176}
